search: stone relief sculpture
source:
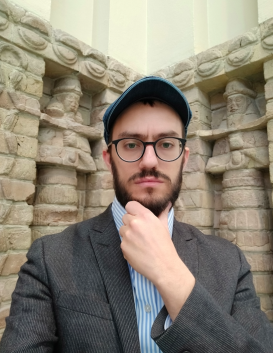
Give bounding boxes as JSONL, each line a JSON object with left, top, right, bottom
{"left": 205, "top": 78, "right": 271, "bottom": 255}
{"left": 206, "top": 78, "right": 269, "bottom": 174}
{"left": 37, "top": 76, "right": 97, "bottom": 172}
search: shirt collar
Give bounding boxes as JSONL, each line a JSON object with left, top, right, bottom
{"left": 112, "top": 197, "right": 174, "bottom": 238}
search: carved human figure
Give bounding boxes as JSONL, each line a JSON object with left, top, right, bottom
{"left": 206, "top": 78, "right": 268, "bottom": 174}
{"left": 224, "top": 78, "right": 260, "bottom": 129}
{"left": 37, "top": 76, "right": 96, "bottom": 172}
{"left": 44, "top": 76, "right": 83, "bottom": 124}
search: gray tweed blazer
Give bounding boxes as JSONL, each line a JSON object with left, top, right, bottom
{"left": 1, "top": 205, "right": 273, "bottom": 353}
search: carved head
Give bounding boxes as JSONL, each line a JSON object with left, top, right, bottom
{"left": 52, "top": 76, "right": 82, "bottom": 113}
{"left": 223, "top": 78, "right": 256, "bottom": 116}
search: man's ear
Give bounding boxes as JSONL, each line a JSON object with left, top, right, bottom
{"left": 182, "top": 146, "right": 190, "bottom": 171}
{"left": 102, "top": 150, "right": 112, "bottom": 173}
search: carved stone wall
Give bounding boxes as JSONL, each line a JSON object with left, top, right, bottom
{"left": 0, "top": 0, "right": 272, "bottom": 338}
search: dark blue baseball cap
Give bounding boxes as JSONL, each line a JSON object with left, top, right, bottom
{"left": 103, "top": 76, "right": 192, "bottom": 144}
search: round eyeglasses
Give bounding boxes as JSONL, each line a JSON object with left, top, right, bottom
{"left": 108, "top": 137, "right": 186, "bottom": 162}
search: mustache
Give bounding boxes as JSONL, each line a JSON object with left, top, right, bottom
{"left": 128, "top": 169, "right": 171, "bottom": 183}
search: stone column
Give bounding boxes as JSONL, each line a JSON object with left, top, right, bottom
{"left": 0, "top": 43, "right": 43, "bottom": 336}
{"left": 33, "top": 76, "right": 99, "bottom": 238}
{"left": 206, "top": 78, "right": 273, "bottom": 322}
{"left": 220, "top": 170, "right": 273, "bottom": 321}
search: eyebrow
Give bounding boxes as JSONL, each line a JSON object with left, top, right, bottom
{"left": 117, "top": 130, "right": 181, "bottom": 139}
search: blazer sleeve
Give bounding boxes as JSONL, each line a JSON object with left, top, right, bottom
{"left": 151, "top": 247, "right": 273, "bottom": 353}
{"left": 0, "top": 238, "right": 57, "bottom": 353}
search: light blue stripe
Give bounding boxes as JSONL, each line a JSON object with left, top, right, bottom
{"left": 112, "top": 197, "right": 173, "bottom": 353}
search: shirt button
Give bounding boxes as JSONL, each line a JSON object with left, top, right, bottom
{"left": 145, "top": 304, "right": 151, "bottom": 312}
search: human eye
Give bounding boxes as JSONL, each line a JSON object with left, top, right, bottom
{"left": 123, "top": 139, "right": 142, "bottom": 150}
{"left": 159, "top": 139, "right": 175, "bottom": 149}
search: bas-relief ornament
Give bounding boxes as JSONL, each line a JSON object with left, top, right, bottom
{"left": 53, "top": 44, "right": 77, "bottom": 65}
{"left": 18, "top": 27, "right": 48, "bottom": 50}
{"left": 261, "top": 18, "right": 273, "bottom": 50}
{"left": 172, "top": 59, "right": 195, "bottom": 88}
{"left": 81, "top": 47, "right": 107, "bottom": 79}
{"left": 0, "top": 43, "right": 28, "bottom": 69}
{"left": 21, "top": 13, "right": 51, "bottom": 37}
{"left": 37, "top": 76, "right": 97, "bottom": 173}
{"left": 108, "top": 60, "right": 127, "bottom": 89}
{"left": 227, "top": 32, "right": 257, "bottom": 67}
{"left": 83, "top": 61, "right": 106, "bottom": 78}
{"left": 206, "top": 79, "right": 269, "bottom": 174}
{"left": 197, "top": 49, "right": 223, "bottom": 77}
{"left": 0, "top": 14, "right": 9, "bottom": 31}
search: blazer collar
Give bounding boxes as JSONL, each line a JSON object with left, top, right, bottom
{"left": 89, "top": 206, "right": 141, "bottom": 353}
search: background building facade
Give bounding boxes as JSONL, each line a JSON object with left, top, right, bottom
{"left": 0, "top": 0, "right": 272, "bottom": 338}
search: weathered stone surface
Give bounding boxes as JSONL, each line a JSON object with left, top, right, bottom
{"left": 5, "top": 227, "right": 31, "bottom": 250}
{"left": 12, "top": 114, "right": 39, "bottom": 137}
{"left": 222, "top": 189, "right": 269, "bottom": 209}
{"left": 245, "top": 252, "right": 273, "bottom": 272}
{"left": 33, "top": 205, "right": 78, "bottom": 226}
{"left": 86, "top": 173, "right": 113, "bottom": 190}
{"left": 186, "top": 138, "right": 211, "bottom": 156}
{"left": 38, "top": 168, "right": 77, "bottom": 186}
{"left": 84, "top": 207, "right": 107, "bottom": 220}
{"left": 94, "top": 155, "right": 109, "bottom": 171}
{"left": 178, "top": 190, "right": 214, "bottom": 209}
{"left": 237, "top": 231, "right": 272, "bottom": 251}
{"left": 90, "top": 106, "right": 107, "bottom": 126}
{"left": 16, "top": 136, "right": 38, "bottom": 158}
{"left": 0, "top": 277, "right": 17, "bottom": 301}
{"left": 264, "top": 60, "right": 273, "bottom": 81}
{"left": 32, "top": 226, "right": 67, "bottom": 241}
{"left": 0, "top": 179, "right": 35, "bottom": 202}
{"left": 76, "top": 173, "right": 86, "bottom": 191}
{"left": 0, "top": 228, "right": 7, "bottom": 252}
{"left": 92, "top": 89, "right": 120, "bottom": 107}
{"left": 265, "top": 79, "right": 273, "bottom": 101}
{"left": 9, "top": 158, "right": 36, "bottom": 181}
{"left": 220, "top": 209, "right": 272, "bottom": 231}
{"left": 35, "top": 186, "right": 78, "bottom": 205}
{"left": 176, "top": 209, "right": 214, "bottom": 227}
{"left": 1, "top": 252, "right": 27, "bottom": 275}
{"left": 214, "top": 191, "right": 222, "bottom": 211}
{"left": 0, "top": 305, "right": 10, "bottom": 329}
{"left": 0, "top": 156, "right": 14, "bottom": 176}
{"left": 253, "top": 274, "right": 273, "bottom": 294}
{"left": 3, "top": 204, "right": 33, "bottom": 225}
{"left": 182, "top": 173, "right": 212, "bottom": 191}
{"left": 184, "top": 155, "right": 209, "bottom": 173}
{"left": 0, "top": 254, "right": 7, "bottom": 273}
{"left": 86, "top": 189, "right": 115, "bottom": 207}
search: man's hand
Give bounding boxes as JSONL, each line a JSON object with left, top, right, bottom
{"left": 120, "top": 201, "right": 195, "bottom": 321}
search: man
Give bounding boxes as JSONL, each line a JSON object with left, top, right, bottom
{"left": 1, "top": 76, "right": 273, "bottom": 353}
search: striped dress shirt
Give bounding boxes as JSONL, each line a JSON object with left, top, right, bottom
{"left": 112, "top": 197, "right": 173, "bottom": 353}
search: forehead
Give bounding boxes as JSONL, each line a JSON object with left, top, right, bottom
{"left": 112, "top": 101, "right": 183, "bottom": 138}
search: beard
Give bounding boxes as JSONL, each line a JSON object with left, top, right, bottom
{"left": 111, "top": 157, "right": 183, "bottom": 217}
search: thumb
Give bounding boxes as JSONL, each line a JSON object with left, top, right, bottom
{"left": 158, "top": 202, "right": 172, "bottom": 230}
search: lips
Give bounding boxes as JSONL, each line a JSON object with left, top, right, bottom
{"left": 134, "top": 177, "right": 163, "bottom": 185}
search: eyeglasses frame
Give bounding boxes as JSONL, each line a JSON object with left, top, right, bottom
{"left": 107, "top": 137, "right": 187, "bottom": 163}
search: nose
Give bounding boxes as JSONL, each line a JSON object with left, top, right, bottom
{"left": 139, "top": 144, "right": 159, "bottom": 170}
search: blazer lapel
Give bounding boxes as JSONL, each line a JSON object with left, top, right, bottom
{"left": 172, "top": 219, "right": 199, "bottom": 278}
{"left": 89, "top": 207, "right": 141, "bottom": 353}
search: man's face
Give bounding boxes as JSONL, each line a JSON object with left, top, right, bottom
{"left": 103, "top": 101, "right": 189, "bottom": 216}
